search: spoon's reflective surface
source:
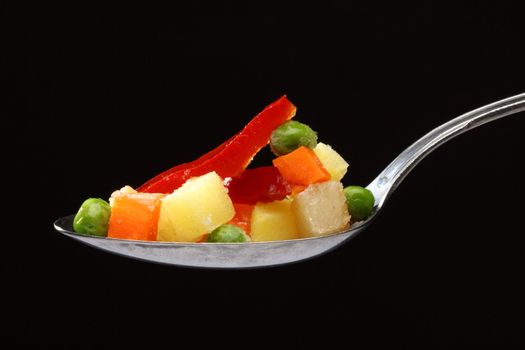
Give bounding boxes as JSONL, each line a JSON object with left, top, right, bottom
{"left": 54, "top": 93, "right": 525, "bottom": 268}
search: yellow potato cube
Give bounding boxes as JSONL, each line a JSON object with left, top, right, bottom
{"left": 157, "top": 171, "right": 235, "bottom": 242}
{"left": 313, "top": 142, "right": 349, "bottom": 181}
{"left": 109, "top": 185, "right": 137, "bottom": 206}
{"left": 251, "top": 199, "right": 299, "bottom": 242}
{"left": 292, "top": 180, "right": 350, "bottom": 237}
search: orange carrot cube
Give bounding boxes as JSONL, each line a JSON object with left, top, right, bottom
{"left": 108, "top": 192, "right": 165, "bottom": 241}
{"left": 272, "top": 146, "right": 330, "bottom": 186}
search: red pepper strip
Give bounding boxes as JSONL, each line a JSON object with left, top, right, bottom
{"left": 226, "top": 166, "right": 292, "bottom": 205}
{"left": 228, "top": 203, "right": 255, "bottom": 234}
{"left": 138, "top": 95, "right": 297, "bottom": 193}
{"left": 138, "top": 134, "right": 235, "bottom": 191}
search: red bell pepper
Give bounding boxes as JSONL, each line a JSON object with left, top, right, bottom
{"left": 228, "top": 203, "right": 255, "bottom": 234}
{"left": 138, "top": 96, "right": 297, "bottom": 193}
{"left": 225, "top": 166, "right": 292, "bottom": 205}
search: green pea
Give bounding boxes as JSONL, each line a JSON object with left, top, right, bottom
{"left": 206, "top": 224, "right": 251, "bottom": 243}
{"left": 270, "top": 120, "right": 318, "bottom": 156}
{"left": 343, "top": 186, "right": 375, "bottom": 221}
{"left": 73, "top": 198, "right": 111, "bottom": 237}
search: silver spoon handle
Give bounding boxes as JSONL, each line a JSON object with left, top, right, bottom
{"left": 367, "top": 92, "right": 525, "bottom": 206}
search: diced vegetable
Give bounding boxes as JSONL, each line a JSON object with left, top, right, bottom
{"left": 291, "top": 181, "right": 350, "bottom": 237}
{"left": 228, "top": 203, "right": 255, "bottom": 234}
{"left": 270, "top": 120, "right": 318, "bottom": 156}
{"left": 226, "top": 166, "right": 291, "bottom": 204}
{"left": 68, "top": 96, "right": 369, "bottom": 248}
{"left": 138, "top": 96, "right": 297, "bottom": 193}
{"left": 157, "top": 172, "right": 235, "bottom": 242}
{"left": 272, "top": 146, "right": 330, "bottom": 186}
{"left": 109, "top": 185, "right": 137, "bottom": 203}
{"left": 108, "top": 190, "right": 164, "bottom": 241}
{"left": 290, "top": 184, "right": 307, "bottom": 195}
{"left": 313, "top": 142, "right": 349, "bottom": 181}
{"left": 343, "top": 186, "right": 375, "bottom": 221}
{"left": 206, "top": 224, "right": 251, "bottom": 243}
{"left": 73, "top": 198, "right": 111, "bottom": 237}
{"left": 250, "top": 199, "right": 299, "bottom": 242}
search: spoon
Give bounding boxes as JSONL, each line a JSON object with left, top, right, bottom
{"left": 54, "top": 92, "right": 525, "bottom": 268}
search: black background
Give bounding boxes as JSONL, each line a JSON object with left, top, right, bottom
{"left": 4, "top": 1, "right": 525, "bottom": 347}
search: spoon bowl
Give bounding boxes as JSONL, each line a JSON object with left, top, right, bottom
{"left": 54, "top": 214, "right": 372, "bottom": 268}
{"left": 54, "top": 92, "right": 525, "bottom": 268}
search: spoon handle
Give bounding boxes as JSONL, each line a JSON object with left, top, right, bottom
{"left": 367, "top": 92, "right": 525, "bottom": 206}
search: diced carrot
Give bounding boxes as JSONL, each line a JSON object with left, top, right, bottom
{"left": 108, "top": 192, "right": 165, "bottom": 241}
{"left": 272, "top": 146, "right": 330, "bottom": 186}
{"left": 228, "top": 203, "right": 255, "bottom": 234}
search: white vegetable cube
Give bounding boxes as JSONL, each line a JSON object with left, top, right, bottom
{"left": 251, "top": 199, "right": 299, "bottom": 242}
{"left": 157, "top": 171, "right": 235, "bottom": 242}
{"left": 292, "top": 180, "right": 350, "bottom": 237}
{"left": 313, "top": 142, "right": 349, "bottom": 181}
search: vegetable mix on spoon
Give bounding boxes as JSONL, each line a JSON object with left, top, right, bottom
{"left": 73, "top": 96, "right": 374, "bottom": 243}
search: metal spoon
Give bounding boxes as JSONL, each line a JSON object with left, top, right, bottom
{"left": 54, "top": 92, "right": 525, "bottom": 268}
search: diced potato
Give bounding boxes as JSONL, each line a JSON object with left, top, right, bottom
{"left": 313, "top": 142, "right": 349, "bottom": 181}
{"left": 292, "top": 180, "right": 350, "bottom": 237}
{"left": 109, "top": 185, "right": 137, "bottom": 206}
{"left": 251, "top": 199, "right": 299, "bottom": 242}
{"left": 157, "top": 171, "right": 235, "bottom": 242}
